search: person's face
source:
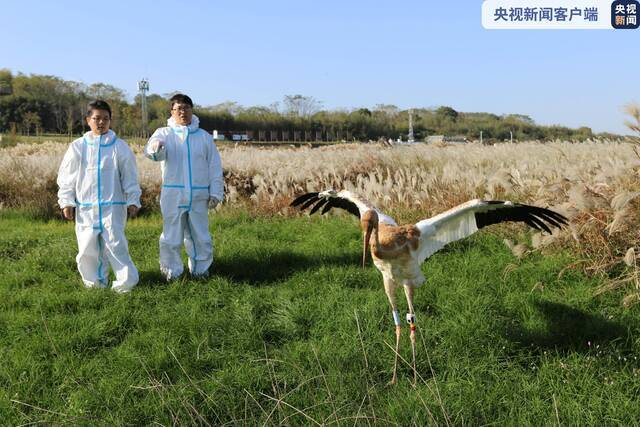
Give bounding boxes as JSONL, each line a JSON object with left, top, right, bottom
{"left": 86, "top": 109, "right": 111, "bottom": 135}
{"left": 171, "top": 102, "right": 193, "bottom": 126}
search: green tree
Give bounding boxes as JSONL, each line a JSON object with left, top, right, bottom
{"left": 436, "top": 106, "right": 459, "bottom": 122}
{"left": 0, "top": 69, "right": 12, "bottom": 96}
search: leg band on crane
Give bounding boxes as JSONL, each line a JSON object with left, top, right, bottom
{"left": 392, "top": 310, "right": 401, "bottom": 326}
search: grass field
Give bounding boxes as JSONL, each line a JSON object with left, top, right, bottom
{"left": 1, "top": 210, "right": 639, "bottom": 425}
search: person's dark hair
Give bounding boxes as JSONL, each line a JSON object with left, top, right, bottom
{"left": 170, "top": 94, "right": 194, "bottom": 108}
{"left": 87, "top": 100, "right": 112, "bottom": 118}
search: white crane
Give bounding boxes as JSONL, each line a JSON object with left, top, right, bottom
{"left": 291, "top": 189, "right": 568, "bottom": 384}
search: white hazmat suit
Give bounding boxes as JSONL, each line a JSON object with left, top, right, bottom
{"left": 57, "top": 130, "right": 141, "bottom": 292}
{"left": 145, "top": 114, "right": 224, "bottom": 279}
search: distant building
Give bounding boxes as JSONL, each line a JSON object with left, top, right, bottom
{"left": 426, "top": 135, "right": 468, "bottom": 144}
{"left": 444, "top": 135, "right": 469, "bottom": 144}
{"left": 232, "top": 134, "right": 249, "bottom": 142}
{"left": 426, "top": 135, "right": 444, "bottom": 144}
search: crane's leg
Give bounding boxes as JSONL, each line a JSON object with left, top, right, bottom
{"left": 404, "top": 285, "right": 417, "bottom": 385}
{"left": 383, "top": 277, "right": 401, "bottom": 385}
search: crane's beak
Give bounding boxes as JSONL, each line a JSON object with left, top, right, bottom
{"left": 362, "top": 227, "right": 372, "bottom": 269}
{"left": 360, "top": 210, "right": 378, "bottom": 269}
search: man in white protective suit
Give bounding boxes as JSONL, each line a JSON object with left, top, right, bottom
{"left": 144, "top": 94, "right": 224, "bottom": 280}
{"left": 57, "top": 100, "right": 141, "bottom": 293}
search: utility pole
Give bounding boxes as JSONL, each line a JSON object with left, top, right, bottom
{"left": 480, "top": 130, "right": 483, "bottom": 144}
{"left": 137, "top": 78, "right": 149, "bottom": 137}
{"left": 408, "top": 109, "right": 414, "bottom": 142}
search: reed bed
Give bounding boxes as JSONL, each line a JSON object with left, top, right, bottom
{"left": 1, "top": 139, "right": 639, "bottom": 304}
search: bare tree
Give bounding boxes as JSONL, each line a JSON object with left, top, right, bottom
{"left": 21, "top": 111, "right": 40, "bottom": 136}
{"left": 283, "top": 95, "right": 322, "bottom": 118}
{"left": 86, "top": 83, "right": 126, "bottom": 102}
{"left": 55, "top": 81, "right": 86, "bottom": 133}
{"left": 374, "top": 104, "right": 399, "bottom": 117}
{"left": 207, "top": 101, "right": 243, "bottom": 115}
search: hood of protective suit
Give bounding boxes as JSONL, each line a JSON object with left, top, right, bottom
{"left": 167, "top": 114, "right": 200, "bottom": 132}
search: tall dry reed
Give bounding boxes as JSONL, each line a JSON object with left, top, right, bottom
{"left": 1, "top": 138, "right": 639, "bottom": 304}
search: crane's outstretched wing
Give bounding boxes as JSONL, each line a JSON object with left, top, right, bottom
{"left": 414, "top": 199, "right": 568, "bottom": 264}
{"left": 290, "top": 190, "right": 398, "bottom": 225}
{"left": 290, "top": 191, "right": 360, "bottom": 217}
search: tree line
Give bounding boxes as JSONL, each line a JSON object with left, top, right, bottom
{"left": 0, "top": 70, "right": 618, "bottom": 142}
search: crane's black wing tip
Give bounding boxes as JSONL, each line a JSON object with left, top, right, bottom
{"left": 476, "top": 201, "right": 569, "bottom": 233}
{"left": 308, "top": 198, "right": 328, "bottom": 215}
{"left": 290, "top": 192, "right": 319, "bottom": 207}
{"left": 290, "top": 191, "right": 361, "bottom": 219}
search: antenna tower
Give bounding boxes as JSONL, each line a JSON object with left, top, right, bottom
{"left": 408, "top": 109, "right": 414, "bottom": 142}
{"left": 137, "top": 78, "right": 150, "bottom": 137}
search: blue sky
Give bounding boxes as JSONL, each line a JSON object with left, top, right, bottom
{"left": 1, "top": 0, "right": 638, "bottom": 134}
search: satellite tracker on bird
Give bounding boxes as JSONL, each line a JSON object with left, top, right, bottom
{"left": 291, "top": 190, "right": 568, "bottom": 384}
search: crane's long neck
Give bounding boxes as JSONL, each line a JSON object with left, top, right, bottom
{"left": 361, "top": 210, "right": 379, "bottom": 268}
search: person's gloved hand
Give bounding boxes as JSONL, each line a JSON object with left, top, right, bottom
{"left": 208, "top": 197, "right": 220, "bottom": 210}
{"left": 127, "top": 205, "right": 140, "bottom": 218}
{"left": 62, "top": 206, "right": 75, "bottom": 220}
{"left": 149, "top": 139, "right": 164, "bottom": 153}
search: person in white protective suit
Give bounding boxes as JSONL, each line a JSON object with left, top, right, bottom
{"left": 57, "top": 100, "right": 142, "bottom": 293}
{"left": 144, "top": 94, "right": 224, "bottom": 280}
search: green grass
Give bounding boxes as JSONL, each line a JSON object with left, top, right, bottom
{"left": 0, "top": 211, "right": 639, "bottom": 425}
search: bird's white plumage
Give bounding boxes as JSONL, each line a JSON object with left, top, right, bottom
{"left": 373, "top": 254, "right": 426, "bottom": 288}
{"left": 414, "top": 199, "right": 485, "bottom": 264}
{"left": 375, "top": 200, "right": 483, "bottom": 287}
